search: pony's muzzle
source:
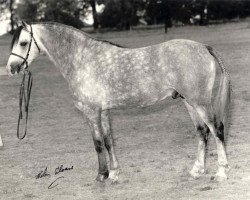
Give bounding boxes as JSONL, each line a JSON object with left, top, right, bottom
{"left": 8, "top": 62, "right": 22, "bottom": 75}
{"left": 6, "top": 65, "right": 13, "bottom": 76}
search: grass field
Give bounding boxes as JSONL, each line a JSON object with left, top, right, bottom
{"left": 0, "top": 22, "right": 250, "bottom": 200}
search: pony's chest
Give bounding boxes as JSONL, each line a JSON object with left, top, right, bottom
{"left": 68, "top": 69, "right": 106, "bottom": 107}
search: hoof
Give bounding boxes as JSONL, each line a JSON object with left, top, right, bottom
{"left": 96, "top": 171, "right": 109, "bottom": 182}
{"left": 213, "top": 174, "right": 228, "bottom": 182}
{"left": 189, "top": 170, "right": 202, "bottom": 179}
{"left": 189, "top": 162, "right": 205, "bottom": 179}
{"left": 109, "top": 169, "right": 120, "bottom": 183}
{"left": 213, "top": 165, "right": 230, "bottom": 182}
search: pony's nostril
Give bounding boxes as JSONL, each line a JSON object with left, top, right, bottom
{"left": 10, "top": 64, "right": 20, "bottom": 74}
{"left": 10, "top": 65, "right": 18, "bottom": 74}
{"left": 11, "top": 67, "right": 16, "bottom": 74}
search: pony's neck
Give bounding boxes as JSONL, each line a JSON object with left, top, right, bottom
{"left": 33, "top": 23, "right": 103, "bottom": 79}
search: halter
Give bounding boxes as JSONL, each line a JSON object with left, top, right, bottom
{"left": 10, "top": 24, "right": 40, "bottom": 140}
{"left": 10, "top": 25, "right": 40, "bottom": 71}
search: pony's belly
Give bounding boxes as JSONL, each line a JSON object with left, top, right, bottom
{"left": 103, "top": 88, "right": 176, "bottom": 110}
{"left": 70, "top": 83, "right": 175, "bottom": 111}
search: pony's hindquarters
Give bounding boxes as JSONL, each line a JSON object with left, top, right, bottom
{"left": 162, "top": 40, "right": 216, "bottom": 104}
{"left": 167, "top": 41, "right": 231, "bottom": 181}
{"left": 188, "top": 45, "right": 231, "bottom": 181}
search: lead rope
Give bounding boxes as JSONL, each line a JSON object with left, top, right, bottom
{"left": 17, "top": 70, "right": 33, "bottom": 139}
{"left": 13, "top": 24, "right": 39, "bottom": 140}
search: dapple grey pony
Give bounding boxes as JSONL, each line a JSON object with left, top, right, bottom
{"left": 6, "top": 22, "right": 231, "bottom": 182}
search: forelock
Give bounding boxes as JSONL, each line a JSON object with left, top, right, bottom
{"left": 11, "top": 26, "right": 24, "bottom": 50}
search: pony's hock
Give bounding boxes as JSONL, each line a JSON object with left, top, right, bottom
{"left": 6, "top": 21, "right": 231, "bottom": 182}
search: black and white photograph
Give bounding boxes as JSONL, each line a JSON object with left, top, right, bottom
{"left": 0, "top": 0, "right": 249, "bottom": 199}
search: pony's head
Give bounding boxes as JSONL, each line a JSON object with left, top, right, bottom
{"left": 6, "top": 21, "right": 41, "bottom": 76}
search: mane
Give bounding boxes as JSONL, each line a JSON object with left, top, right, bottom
{"left": 11, "top": 26, "right": 24, "bottom": 50}
{"left": 31, "top": 22, "right": 125, "bottom": 48}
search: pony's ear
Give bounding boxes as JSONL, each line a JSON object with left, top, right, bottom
{"left": 16, "top": 20, "right": 22, "bottom": 27}
{"left": 16, "top": 20, "right": 28, "bottom": 29}
{"left": 21, "top": 21, "right": 28, "bottom": 29}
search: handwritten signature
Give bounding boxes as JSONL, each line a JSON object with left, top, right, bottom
{"left": 35, "top": 165, "right": 74, "bottom": 189}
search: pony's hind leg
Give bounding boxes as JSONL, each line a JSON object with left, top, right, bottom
{"left": 101, "top": 110, "right": 119, "bottom": 182}
{"left": 195, "top": 105, "right": 230, "bottom": 181}
{"left": 184, "top": 101, "right": 209, "bottom": 179}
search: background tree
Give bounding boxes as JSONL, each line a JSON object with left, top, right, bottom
{"left": 120, "top": 0, "right": 132, "bottom": 30}
{"left": 239, "top": 0, "right": 250, "bottom": 18}
{"left": 207, "top": 0, "right": 242, "bottom": 21}
{"left": 16, "top": 0, "right": 39, "bottom": 23}
{"left": 99, "top": 0, "right": 134, "bottom": 29}
{"left": 16, "top": 0, "right": 84, "bottom": 28}
{"left": 42, "top": 0, "right": 84, "bottom": 28}
{"left": 0, "top": 0, "right": 15, "bottom": 33}
{"left": 4, "top": 0, "right": 250, "bottom": 32}
{"left": 89, "top": 0, "right": 98, "bottom": 29}
{"left": 9, "top": 0, "right": 14, "bottom": 33}
{"left": 190, "top": 0, "right": 208, "bottom": 25}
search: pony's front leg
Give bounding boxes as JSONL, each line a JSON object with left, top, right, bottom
{"left": 84, "top": 106, "right": 109, "bottom": 182}
{"left": 101, "top": 110, "right": 119, "bottom": 183}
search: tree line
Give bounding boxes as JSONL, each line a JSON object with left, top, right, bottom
{"left": 2, "top": 0, "right": 250, "bottom": 33}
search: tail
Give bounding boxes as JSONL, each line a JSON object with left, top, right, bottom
{"left": 206, "top": 45, "right": 231, "bottom": 126}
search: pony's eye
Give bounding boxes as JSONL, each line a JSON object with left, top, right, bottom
{"left": 20, "top": 42, "right": 28, "bottom": 47}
